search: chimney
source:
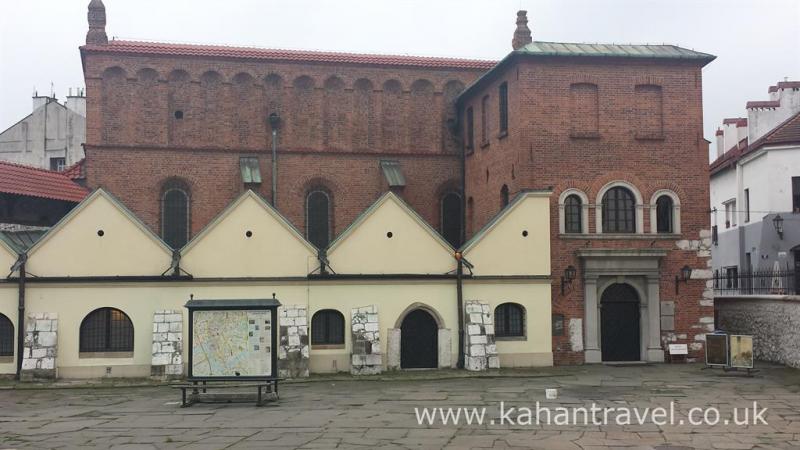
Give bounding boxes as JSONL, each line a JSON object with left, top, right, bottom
{"left": 32, "top": 95, "right": 52, "bottom": 112}
{"left": 66, "top": 88, "right": 87, "bottom": 117}
{"left": 512, "top": 10, "right": 532, "bottom": 50}
{"left": 715, "top": 128, "right": 724, "bottom": 158}
{"left": 86, "top": 0, "right": 108, "bottom": 45}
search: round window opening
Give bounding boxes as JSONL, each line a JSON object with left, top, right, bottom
{"left": 522, "top": 230, "right": 528, "bottom": 237}
{"left": 245, "top": 230, "right": 253, "bottom": 238}
{"left": 97, "top": 230, "right": 105, "bottom": 237}
{"left": 386, "top": 231, "right": 393, "bottom": 238}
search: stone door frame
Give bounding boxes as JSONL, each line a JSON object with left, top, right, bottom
{"left": 578, "top": 248, "right": 667, "bottom": 364}
{"left": 388, "top": 303, "right": 451, "bottom": 369}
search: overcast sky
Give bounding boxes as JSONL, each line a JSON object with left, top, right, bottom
{"left": 1, "top": 0, "right": 798, "bottom": 161}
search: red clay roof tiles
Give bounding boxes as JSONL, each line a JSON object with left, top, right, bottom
{"left": 0, "top": 161, "right": 88, "bottom": 203}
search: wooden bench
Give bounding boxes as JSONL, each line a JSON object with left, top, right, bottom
{"left": 172, "top": 378, "right": 282, "bottom": 407}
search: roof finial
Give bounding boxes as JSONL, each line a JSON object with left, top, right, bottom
{"left": 86, "top": 0, "right": 108, "bottom": 45}
{"left": 512, "top": 10, "right": 532, "bottom": 50}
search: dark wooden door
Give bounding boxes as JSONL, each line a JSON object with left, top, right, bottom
{"left": 600, "top": 283, "right": 640, "bottom": 362}
{"left": 401, "top": 309, "right": 438, "bottom": 369}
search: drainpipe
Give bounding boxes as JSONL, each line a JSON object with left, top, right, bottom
{"left": 14, "top": 255, "right": 26, "bottom": 381}
{"left": 456, "top": 255, "right": 465, "bottom": 369}
{"left": 268, "top": 113, "right": 281, "bottom": 206}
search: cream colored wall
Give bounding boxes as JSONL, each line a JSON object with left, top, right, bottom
{"left": 26, "top": 192, "right": 173, "bottom": 277}
{"left": 307, "top": 280, "right": 459, "bottom": 372}
{"left": 0, "top": 284, "right": 18, "bottom": 374}
{"left": 23, "top": 282, "right": 313, "bottom": 377}
{"left": 464, "top": 195, "right": 551, "bottom": 276}
{"left": 0, "top": 242, "right": 17, "bottom": 275}
{"left": 328, "top": 196, "right": 456, "bottom": 275}
{"left": 464, "top": 280, "right": 553, "bottom": 366}
{"left": 181, "top": 193, "right": 318, "bottom": 278}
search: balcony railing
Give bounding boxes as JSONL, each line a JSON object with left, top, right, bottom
{"left": 713, "top": 269, "right": 798, "bottom": 296}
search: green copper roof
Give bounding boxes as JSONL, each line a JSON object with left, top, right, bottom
{"left": 517, "top": 41, "right": 715, "bottom": 61}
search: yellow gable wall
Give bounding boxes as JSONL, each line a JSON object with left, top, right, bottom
{"left": 328, "top": 195, "right": 456, "bottom": 275}
{"left": 0, "top": 241, "right": 17, "bottom": 275}
{"left": 180, "top": 193, "right": 318, "bottom": 278}
{"left": 463, "top": 194, "right": 551, "bottom": 277}
{"left": 26, "top": 192, "right": 172, "bottom": 277}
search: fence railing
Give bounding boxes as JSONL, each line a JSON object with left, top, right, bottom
{"left": 713, "top": 269, "right": 798, "bottom": 296}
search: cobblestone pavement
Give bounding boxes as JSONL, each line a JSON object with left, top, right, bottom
{"left": 1, "top": 363, "right": 800, "bottom": 449}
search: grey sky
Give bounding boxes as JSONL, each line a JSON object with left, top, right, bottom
{"left": 1, "top": 0, "right": 798, "bottom": 161}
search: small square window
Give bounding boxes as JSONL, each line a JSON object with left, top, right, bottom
{"left": 239, "top": 157, "right": 262, "bottom": 184}
{"left": 50, "top": 157, "right": 66, "bottom": 172}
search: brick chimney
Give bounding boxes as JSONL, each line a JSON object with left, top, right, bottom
{"left": 512, "top": 10, "right": 532, "bottom": 50}
{"left": 86, "top": 0, "right": 108, "bottom": 45}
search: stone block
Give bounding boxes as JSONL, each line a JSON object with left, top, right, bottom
{"left": 691, "top": 269, "right": 713, "bottom": 280}
{"left": 469, "top": 313, "right": 482, "bottom": 324}
{"left": 469, "top": 345, "right": 486, "bottom": 357}
{"left": 156, "top": 323, "right": 169, "bottom": 332}
{"left": 660, "top": 316, "right": 675, "bottom": 331}
{"left": 152, "top": 353, "right": 170, "bottom": 365}
{"left": 365, "top": 354, "right": 382, "bottom": 366}
{"left": 168, "top": 322, "right": 181, "bottom": 332}
{"left": 699, "top": 316, "right": 714, "bottom": 324}
{"left": 469, "top": 334, "right": 487, "bottom": 345}
{"left": 365, "top": 322, "right": 379, "bottom": 332}
{"left": 166, "top": 364, "right": 183, "bottom": 375}
{"left": 660, "top": 301, "right": 675, "bottom": 316}
{"left": 172, "top": 354, "right": 183, "bottom": 365}
{"left": 154, "top": 314, "right": 165, "bottom": 323}
{"left": 35, "top": 320, "right": 51, "bottom": 332}
{"left": 288, "top": 335, "right": 301, "bottom": 346}
{"left": 40, "top": 358, "right": 54, "bottom": 370}
{"left": 295, "top": 316, "right": 307, "bottom": 327}
{"left": 31, "top": 348, "right": 46, "bottom": 359}
{"left": 568, "top": 318, "right": 584, "bottom": 352}
{"left": 38, "top": 331, "right": 57, "bottom": 347}
{"left": 485, "top": 344, "right": 497, "bottom": 355}
{"left": 466, "top": 304, "right": 482, "bottom": 314}
{"left": 482, "top": 314, "right": 491, "bottom": 324}
{"left": 465, "top": 356, "right": 486, "bottom": 371}
{"left": 488, "top": 356, "right": 500, "bottom": 369}
{"left": 484, "top": 324, "right": 494, "bottom": 336}
{"left": 387, "top": 328, "right": 401, "bottom": 370}
{"left": 21, "top": 359, "right": 37, "bottom": 370}
{"left": 167, "top": 333, "right": 182, "bottom": 342}
{"left": 438, "top": 328, "right": 451, "bottom": 368}
{"left": 282, "top": 317, "right": 295, "bottom": 326}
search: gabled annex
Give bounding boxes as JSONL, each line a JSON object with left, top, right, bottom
{"left": 326, "top": 192, "right": 456, "bottom": 275}
{"left": 180, "top": 190, "right": 318, "bottom": 278}
{"left": 25, "top": 189, "right": 173, "bottom": 277}
{"left": 461, "top": 190, "right": 551, "bottom": 277}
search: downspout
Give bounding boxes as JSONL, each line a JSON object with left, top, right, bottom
{"left": 15, "top": 255, "right": 26, "bottom": 381}
{"left": 268, "top": 113, "right": 281, "bottom": 206}
{"left": 456, "top": 255, "right": 465, "bottom": 369}
{"left": 456, "top": 113, "right": 467, "bottom": 369}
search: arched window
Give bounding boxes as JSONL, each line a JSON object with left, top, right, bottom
{"left": 500, "top": 184, "right": 510, "bottom": 208}
{"left": 79, "top": 308, "right": 134, "bottom": 353}
{"left": 0, "top": 313, "right": 13, "bottom": 357}
{"left": 602, "top": 187, "right": 636, "bottom": 233}
{"left": 161, "top": 179, "right": 190, "bottom": 249}
{"left": 494, "top": 303, "right": 524, "bottom": 338}
{"left": 306, "top": 190, "right": 331, "bottom": 249}
{"left": 311, "top": 309, "right": 344, "bottom": 346}
{"left": 656, "top": 196, "right": 674, "bottom": 233}
{"left": 441, "top": 192, "right": 463, "bottom": 248}
{"left": 564, "top": 194, "right": 583, "bottom": 233}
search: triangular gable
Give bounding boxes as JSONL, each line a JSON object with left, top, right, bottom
{"left": 461, "top": 190, "right": 551, "bottom": 277}
{"left": 327, "top": 192, "right": 456, "bottom": 275}
{"left": 26, "top": 189, "right": 173, "bottom": 277}
{"left": 0, "top": 233, "right": 18, "bottom": 276}
{"left": 180, "top": 190, "right": 318, "bottom": 278}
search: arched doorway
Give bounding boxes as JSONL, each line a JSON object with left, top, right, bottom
{"left": 600, "top": 283, "right": 640, "bottom": 361}
{"left": 400, "top": 309, "right": 438, "bottom": 368}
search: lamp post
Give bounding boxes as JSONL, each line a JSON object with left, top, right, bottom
{"left": 675, "top": 265, "right": 692, "bottom": 295}
{"left": 773, "top": 214, "right": 784, "bottom": 240}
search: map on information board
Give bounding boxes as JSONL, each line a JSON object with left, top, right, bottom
{"left": 192, "top": 310, "right": 272, "bottom": 377}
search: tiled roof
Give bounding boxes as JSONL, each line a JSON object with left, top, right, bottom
{"left": 81, "top": 40, "right": 497, "bottom": 70}
{"left": 0, "top": 161, "right": 89, "bottom": 203}
{"left": 62, "top": 159, "right": 85, "bottom": 180}
{"left": 516, "top": 41, "right": 715, "bottom": 62}
{"left": 722, "top": 118, "right": 747, "bottom": 126}
{"left": 710, "top": 110, "right": 800, "bottom": 175}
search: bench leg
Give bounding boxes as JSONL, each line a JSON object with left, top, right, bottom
{"left": 274, "top": 381, "right": 279, "bottom": 399}
{"left": 257, "top": 385, "right": 263, "bottom": 406}
{"left": 181, "top": 388, "right": 188, "bottom": 408}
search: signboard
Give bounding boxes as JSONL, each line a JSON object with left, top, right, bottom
{"left": 729, "top": 335, "right": 754, "bottom": 369}
{"left": 705, "top": 333, "right": 729, "bottom": 367}
{"left": 186, "top": 298, "right": 280, "bottom": 380}
{"left": 668, "top": 344, "right": 688, "bottom": 355}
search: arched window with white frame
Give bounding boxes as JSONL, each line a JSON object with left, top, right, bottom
{"left": 595, "top": 181, "right": 644, "bottom": 234}
{"left": 558, "top": 189, "right": 589, "bottom": 234}
{"left": 306, "top": 189, "right": 331, "bottom": 249}
{"left": 650, "top": 190, "right": 681, "bottom": 234}
{"left": 161, "top": 179, "right": 190, "bottom": 249}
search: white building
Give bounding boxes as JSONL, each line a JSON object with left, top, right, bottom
{"left": 710, "top": 80, "right": 800, "bottom": 293}
{"left": 0, "top": 91, "right": 86, "bottom": 171}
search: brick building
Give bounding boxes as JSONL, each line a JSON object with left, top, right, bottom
{"left": 80, "top": 1, "right": 716, "bottom": 364}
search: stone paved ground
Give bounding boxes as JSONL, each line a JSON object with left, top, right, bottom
{"left": 1, "top": 363, "right": 800, "bottom": 449}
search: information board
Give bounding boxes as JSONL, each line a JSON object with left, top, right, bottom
{"left": 705, "top": 333, "right": 729, "bottom": 366}
{"left": 191, "top": 310, "right": 272, "bottom": 377}
{"left": 729, "top": 335, "right": 754, "bottom": 369}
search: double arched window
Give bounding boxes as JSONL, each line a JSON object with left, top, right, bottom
{"left": 494, "top": 303, "right": 525, "bottom": 338}
{"left": 161, "top": 179, "right": 190, "bottom": 249}
{"left": 440, "top": 191, "right": 463, "bottom": 248}
{"left": 306, "top": 190, "right": 331, "bottom": 249}
{"left": 311, "top": 309, "right": 345, "bottom": 346}
{"left": 79, "top": 308, "right": 134, "bottom": 353}
{"left": 602, "top": 186, "right": 636, "bottom": 233}
{"left": 0, "top": 313, "right": 13, "bottom": 357}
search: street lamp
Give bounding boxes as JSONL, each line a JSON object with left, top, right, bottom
{"left": 773, "top": 214, "right": 784, "bottom": 240}
{"left": 675, "top": 265, "right": 692, "bottom": 295}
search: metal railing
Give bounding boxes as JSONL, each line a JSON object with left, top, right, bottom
{"left": 713, "top": 269, "right": 798, "bottom": 296}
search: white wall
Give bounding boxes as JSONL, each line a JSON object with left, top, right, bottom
{"left": 0, "top": 98, "right": 85, "bottom": 169}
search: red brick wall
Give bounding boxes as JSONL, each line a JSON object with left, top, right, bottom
{"left": 462, "top": 57, "right": 712, "bottom": 364}
{"left": 82, "top": 51, "right": 483, "bottom": 239}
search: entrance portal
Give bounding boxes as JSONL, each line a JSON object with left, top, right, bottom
{"left": 600, "top": 283, "right": 640, "bottom": 362}
{"left": 400, "top": 309, "right": 438, "bottom": 368}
